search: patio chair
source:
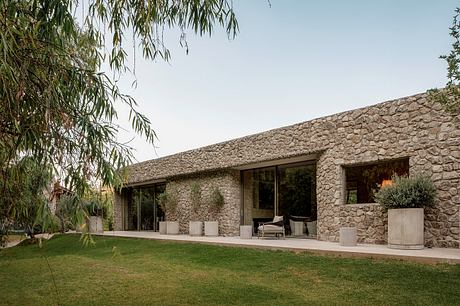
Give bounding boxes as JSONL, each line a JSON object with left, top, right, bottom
{"left": 257, "top": 216, "right": 285, "bottom": 239}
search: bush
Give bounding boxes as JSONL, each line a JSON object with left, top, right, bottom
{"left": 190, "top": 182, "right": 202, "bottom": 213}
{"left": 157, "top": 192, "right": 168, "bottom": 212}
{"left": 210, "top": 187, "right": 225, "bottom": 210}
{"left": 374, "top": 175, "right": 437, "bottom": 210}
{"left": 157, "top": 184, "right": 179, "bottom": 213}
{"left": 85, "top": 199, "right": 107, "bottom": 217}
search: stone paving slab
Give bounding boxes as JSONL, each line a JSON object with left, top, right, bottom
{"left": 97, "top": 231, "right": 460, "bottom": 264}
{"left": 1, "top": 233, "right": 55, "bottom": 249}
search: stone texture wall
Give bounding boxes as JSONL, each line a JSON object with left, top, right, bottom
{"left": 120, "top": 92, "right": 460, "bottom": 248}
{"left": 315, "top": 96, "right": 460, "bottom": 247}
{"left": 113, "top": 189, "right": 127, "bottom": 231}
{"left": 164, "top": 170, "right": 241, "bottom": 236}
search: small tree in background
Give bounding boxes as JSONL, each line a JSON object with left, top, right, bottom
{"left": 429, "top": 7, "right": 460, "bottom": 113}
{"left": 0, "top": 157, "right": 53, "bottom": 239}
{"left": 210, "top": 187, "right": 225, "bottom": 212}
{"left": 158, "top": 184, "right": 179, "bottom": 220}
{"left": 55, "top": 195, "right": 75, "bottom": 234}
{"left": 190, "top": 182, "right": 202, "bottom": 220}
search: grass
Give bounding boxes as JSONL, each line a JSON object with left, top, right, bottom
{"left": 0, "top": 235, "right": 459, "bottom": 306}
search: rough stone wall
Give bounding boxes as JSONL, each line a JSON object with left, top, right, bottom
{"left": 315, "top": 96, "right": 460, "bottom": 247}
{"left": 113, "top": 190, "right": 124, "bottom": 231}
{"left": 124, "top": 93, "right": 460, "bottom": 248}
{"left": 165, "top": 170, "right": 241, "bottom": 236}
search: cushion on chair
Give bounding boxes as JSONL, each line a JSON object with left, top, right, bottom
{"left": 258, "top": 224, "right": 284, "bottom": 233}
{"left": 273, "top": 215, "right": 283, "bottom": 223}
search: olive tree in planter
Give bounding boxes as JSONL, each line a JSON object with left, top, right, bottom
{"left": 204, "top": 187, "right": 225, "bottom": 236}
{"left": 374, "top": 175, "right": 436, "bottom": 250}
{"left": 157, "top": 192, "right": 168, "bottom": 234}
{"left": 85, "top": 199, "right": 106, "bottom": 234}
{"left": 157, "top": 185, "right": 179, "bottom": 235}
{"left": 189, "top": 182, "right": 203, "bottom": 236}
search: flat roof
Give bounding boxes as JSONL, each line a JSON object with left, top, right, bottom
{"left": 126, "top": 92, "right": 427, "bottom": 185}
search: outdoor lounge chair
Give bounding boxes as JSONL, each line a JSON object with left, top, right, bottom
{"left": 257, "top": 216, "right": 285, "bottom": 239}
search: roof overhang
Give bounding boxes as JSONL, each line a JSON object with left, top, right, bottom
{"left": 233, "top": 153, "right": 319, "bottom": 170}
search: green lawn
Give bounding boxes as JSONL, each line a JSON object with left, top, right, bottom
{"left": 0, "top": 235, "right": 459, "bottom": 306}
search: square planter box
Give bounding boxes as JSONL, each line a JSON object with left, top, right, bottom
{"left": 189, "top": 221, "right": 203, "bottom": 236}
{"left": 166, "top": 221, "right": 179, "bottom": 235}
{"left": 159, "top": 221, "right": 167, "bottom": 235}
{"left": 88, "top": 216, "right": 104, "bottom": 234}
{"left": 240, "top": 225, "right": 253, "bottom": 239}
{"left": 204, "top": 221, "right": 218, "bottom": 236}
{"left": 290, "top": 220, "right": 304, "bottom": 236}
{"left": 388, "top": 208, "right": 424, "bottom": 250}
{"left": 339, "top": 227, "right": 357, "bottom": 246}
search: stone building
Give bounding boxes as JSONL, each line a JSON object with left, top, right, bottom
{"left": 114, "top": 92, "right": 460, "bottom": 248}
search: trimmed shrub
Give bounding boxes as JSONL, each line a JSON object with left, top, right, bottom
{"left": 85, "top": 199, "right": 107, "bottom": 217}
{"left": 374, "top": 175, "right": 437, "bottom": 210}
{"left": 190, "top": 182, "right": 202, "bottom": 213}
{"left": 210, "top": 187, "right": 225, "bottom": 210}
{"left": 158, "top": 184, "right": 179, "bottom": 213}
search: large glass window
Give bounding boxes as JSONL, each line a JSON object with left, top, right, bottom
{"left": 278, "top": 164, "right": 316, "bottom": 218}
{"left": 253, "top": 168, "right": 275, "bottom": 210}
{"left": 344, "top": 158, "right": 409, "bottom": 204}
{"left": 126, "top": 188, "right": 137, "bottom": 230}
{"left": 242, "top": 167, "right": 276, "bottom": 227}
{"left": 125, "top": 183, "right": 166, "bottom": 231}
{"left": 242, "top": 162, "right": 317, "bottom": 233}
{"left": 140, "top": 187, "right": 155, "bottom": 230}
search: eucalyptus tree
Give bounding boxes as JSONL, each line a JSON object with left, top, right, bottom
{"left": 0, "top": 0, "right": 238, "bottom": 226}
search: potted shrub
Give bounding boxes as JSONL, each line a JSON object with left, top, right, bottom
{"left": 189, "top": 182, "right": 203, "bottom": 236}
{"left": 375, "top": 175, "right": 436, "bottom": 249}
{"left": 157, "top": 192, "right": 168, "bottom": 234}
{"left": 85, "top": 199, "right": 106, "bottom": 234}
{"left": 205, "top": 187, "right": 224, "bottom": 236}
{"left": 158, "top": 186, "right": 179, "bottom": 235}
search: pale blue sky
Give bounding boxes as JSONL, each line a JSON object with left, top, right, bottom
{"left": 114, "top": 0, "right": 457, "bottom": 162}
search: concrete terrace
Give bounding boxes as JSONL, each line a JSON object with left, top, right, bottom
{"left": 97, "top": 231, "right": 460, "bottom": 264}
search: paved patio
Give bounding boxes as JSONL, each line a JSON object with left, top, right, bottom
{"left": 98, "top": 231, "right": 460, "bottom": 264}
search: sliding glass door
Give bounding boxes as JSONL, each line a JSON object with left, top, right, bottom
{"left": 140, "top": 187, "right": 155, "bottom": 230}
{"left": 277, "top": 164, "right": 316, "bottom": 219}
{"left": 241, "top": 162, "right": 317, "bottom": 235}
{"left": 153, "top": 184, "right": 166, "bottom": 231}
{"left": 242, "top": 167, "right": 276, "bottom": 227}
{"left": 125, "top": 183, "right": 166, "bottom": 231}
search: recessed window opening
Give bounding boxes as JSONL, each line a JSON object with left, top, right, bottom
{"left": 344, "top": 158, "right": 409, "bottom": 204}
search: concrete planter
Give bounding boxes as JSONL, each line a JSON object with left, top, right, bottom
{"left": 88, "top": 216, "right": 103, "bottom": 234}
{"left": 166, "top": 221, "right": 179, "bottom": 235}
{"left": 307, "top": 221, "right": 317, "bottom": 236}
{"left": 189, "top": 221, "right": 203, "bottom": 236}
{"left": 240, "top": 225, "right": 253, "bottom": 239}
{"left": 290, "top": 220, "right": 304, "bottom": 236}
{"left": 204, "top": 221, "right": 218, "bottom": 236}
{"left": 388, "top": 208, "right": 424, "bottom": 249}
{"left": 340, "top": 227, "right": 357, "bottom": 246}
{"left": 159, "top": 221, "right": 167, "bottom": 235}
